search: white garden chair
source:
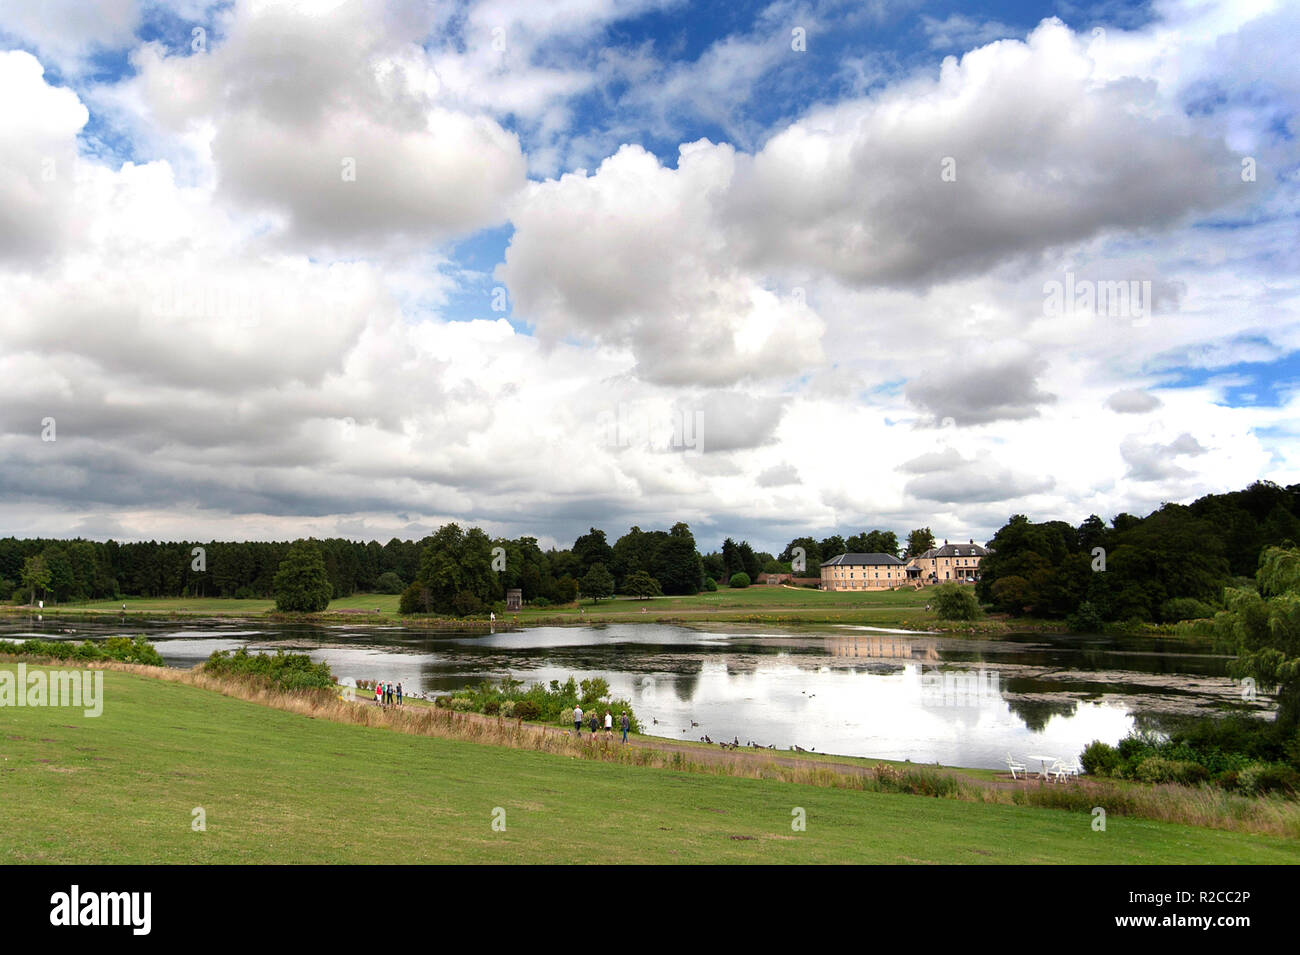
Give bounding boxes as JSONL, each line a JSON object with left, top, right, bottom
{"left": 1053, "top": 757, "right": 1083, "bottom": 782}
{"left": 1005, "top": 753, "right": 1027, "bottom": 779}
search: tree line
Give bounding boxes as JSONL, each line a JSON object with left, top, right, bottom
{"left": 976, "top": 481, "right": 1300, "bottom": 626}
{"left": 2, "top": 518, "right": 938, "bottom": 613}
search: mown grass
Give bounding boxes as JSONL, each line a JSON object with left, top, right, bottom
{"left": 1, "top": 661, "right": 1295, "bottom": 863}
{"left": 6, "top": 586, "right": 1073, "bottom": 633}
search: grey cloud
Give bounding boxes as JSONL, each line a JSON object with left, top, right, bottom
{"left": 1106, "top": 389, "right": 1163, "bottom": 413}
{"left": 134, "top": 6, "right": 527, "bottom": 248}
{"left": 905, "top": 469, "right": 1055, "bottom": 504}
{"left": 905, "top": 354, "right": 1055, "bottom": 425}
{"left": 1120, "top": 432, "right": 1207, "bottom": 481}
{"left": 899, "top": 446, "right": 1055, "bottom": 504}
{"left": 723, "top": 20, "right": 1239, "bottom": 290}
{"left": 755, "top": 463, "right": 800, "bottom": 487}
{"left": 898, "top": 447, "right": 967, "bottom": 474}
{"left": 690, "top": 392, "right": 786, "bottom": 453}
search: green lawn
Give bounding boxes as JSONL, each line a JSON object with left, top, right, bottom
{"left": 19, "top": 585, "right": 1047, "bottom": 632}
{"left": 38, "top": 593, "right": 403, "bottom": 615}
{"left": 1, "top": 664, "right": 1293, "bottom": 864}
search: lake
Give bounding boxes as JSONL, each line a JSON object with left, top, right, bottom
{"left": 1, "top": 615, "right": 1261, "bottom": 769}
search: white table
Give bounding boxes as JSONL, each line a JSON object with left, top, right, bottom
{"left": 1026, "top": 754, "right": 1059, "bottom": 780}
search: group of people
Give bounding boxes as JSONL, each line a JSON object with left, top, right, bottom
{"left": 374, "top": 681, "right": 403, "bottom": 706}
{"left": 572, "top": 705, "right": 631, "bottom": 743}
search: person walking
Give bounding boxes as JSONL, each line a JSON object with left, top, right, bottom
{"left": 396, "top": 682, "right": 403, "bottom": 706}
{"left": 604, "top": 710, "right": 613, "bottom": 737}
{"left": 589, "top": 711, "right": 599, "bottom": 737}
{"left": 620, "top": 711, "right": 630, "bottom": 744}
{"left": 573, "top": 704, "right": 583, "bottom": 736}
{"left": 375, "top": 681, "right": 382, "bottom": 705}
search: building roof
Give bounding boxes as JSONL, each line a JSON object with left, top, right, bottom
{"left": 914, "top": 542, "right": 988, "bottom": 559}
{"left": 822, "top": 552, "right": 905, "bottom": 567}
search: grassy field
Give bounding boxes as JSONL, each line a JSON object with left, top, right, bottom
{"left": 42, "top": 593, "right": 402, "bottom": 615}
{"left": 8, "top": 585, "right": 1068, "bottom": 632}
{"left": 1, "top": 663, "right": 1293, "bottom": 864}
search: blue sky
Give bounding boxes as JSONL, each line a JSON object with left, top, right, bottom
{"left": 0, "top": 0, "right": 1296, "bottom": 550}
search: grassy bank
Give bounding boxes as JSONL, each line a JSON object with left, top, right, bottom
{"left": 1, "top": 661, "right": 1294, "bottom": 863}
{"left": 3, "top": 586, "right": 1084, "bottom": 633}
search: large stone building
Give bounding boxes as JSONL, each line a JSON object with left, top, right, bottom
{"left": 819, "top": 552, "right": 908, "bottom": 591}
{"left": 819, "top": 539, "right": 989, "bottom": 591}
{"left": 905, "top": 540, "right": 988, "bottom": 585}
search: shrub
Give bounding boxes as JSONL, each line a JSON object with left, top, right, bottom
{"left": 1238, "top": 763, "right": 1300, "bottom": 796}
{"left": 729, "top": 572, "right": 751, "bottom": 589}
{"left": 870, "top": 764, "right": 960, "bottom": 798}
{"left": 0, "top": 635, "right": 163, "bottom": 667}
{"left": 202, "top": 647, "right": 335, "bottom": 691}
{"left": 451, "top": 589, "right": 483, "bottom": 617}
{"left": 624, "top": 570, "right": 663, "bottom": 598}
{"left": 512, "top": 699, "right": 540, "bottom": 721}
{"left": 437, "top": 675, "right": 636, "bottom": 729}
{"left": 1080, "top": 740, "right": 1120, "bottom": 777}
{"left": 555, "top": 575, "right": 578, "bottom": 604}
{"left": 932, "top": 583, "right": 980, "bottom": 621}
{"left": 374, "top": 572, "right": 405, "bottom": 594}
{"left": 531, "top": 597, "right": 550, "bottom": 608}
{"left": 1160, "top": 597, "right": 1217, "bottom": 622}
{"left": 101, "top": 635, "right": 165, "bottom": 667}
{"left": 483, "top": 699, "right": 500, "bottom": 715}
{"left": 1135, "top": 757, "right": 1208, "bottom": 785}
{"left": 703, "top": 577, "right": 717, "bottom": 592}
{"left": 1066, "top": 601, "right": 1105, "bottom": 633}
{"left": 399, "top": 581, "right": 429, "bottom": 615}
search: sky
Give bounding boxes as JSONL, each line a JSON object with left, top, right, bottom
{"left": 0, "top": 0, "right": 1297, "bottom": 555}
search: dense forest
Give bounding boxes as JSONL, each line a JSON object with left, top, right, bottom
{"left": 976, "top": 481, "right": 1300, "bottom": 625}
